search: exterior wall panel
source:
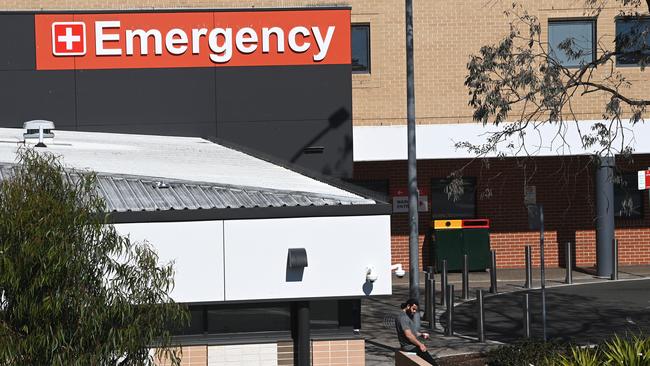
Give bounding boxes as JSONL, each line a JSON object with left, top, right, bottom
{"left": 223, "top": 215, "right": 392, "bottom": 301}
{"left": 114, "top": 221, "right": 226, "bottom": 303}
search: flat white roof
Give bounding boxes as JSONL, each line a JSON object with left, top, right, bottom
{"left": 0, "top": 128, "right": 362, "bottom": 199}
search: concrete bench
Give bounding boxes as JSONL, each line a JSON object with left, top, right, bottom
{"left": 395, "top": 351, "right": 431, "bottom": 366}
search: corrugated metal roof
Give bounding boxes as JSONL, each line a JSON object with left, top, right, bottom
{"left": 0, "top": 164, "right": 375, "bottom": 213}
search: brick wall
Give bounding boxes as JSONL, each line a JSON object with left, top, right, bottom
{"left": 354, "top": 155, "right": 650, "bottom": 271}
{"left": 312, "top": 339, "right": 365, "bottom": 366}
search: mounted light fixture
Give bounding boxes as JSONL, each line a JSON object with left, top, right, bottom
{"left": 287, "top": 248, "right": 308, "bottom": 269}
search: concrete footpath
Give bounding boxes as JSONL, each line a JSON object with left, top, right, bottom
{"left": 360, "top": 266, "right": 650, "bottom": 365}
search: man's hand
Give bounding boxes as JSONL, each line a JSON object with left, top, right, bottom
{"left": 419, "top": 343, "right": 427, "bottom": 352}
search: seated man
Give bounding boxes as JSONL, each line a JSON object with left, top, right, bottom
{"left": 395, "top": 298, "right": 439, "bottom": 365}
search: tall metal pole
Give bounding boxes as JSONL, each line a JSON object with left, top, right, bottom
{"left": 539, "top": 205, "right": 547, "bottom": 341}
{"left": 405, "top": 0, "right": 419, "bottom": 308}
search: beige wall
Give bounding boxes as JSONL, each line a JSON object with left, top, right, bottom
{"left": 3, "top": 0, "right": 648, "bottom": 125}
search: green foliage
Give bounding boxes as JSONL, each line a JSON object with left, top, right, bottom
{"left": 0, "top": 149, "right": 188, "bottom": 365}
{"left": 548, "top": 346, "right": 601, "bottom": 366}
{"left": 601, "top": 334, "right": 650, "bottom": 366}
{"left": 462, "top": 0, "right": 650, "bottom": 159}
{"left": 486, "top": 339, "right": 568, "bottom": 366}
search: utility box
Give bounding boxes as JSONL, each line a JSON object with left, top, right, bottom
{"left": 432, "top": 219, "right": 491, "bottom": 271}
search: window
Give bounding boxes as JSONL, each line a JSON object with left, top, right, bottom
{"left": 614, "top": 173, "right": 644, "bottom": 218}
{"left": 430, "top": 178, "right": 477, "bottom": 219}
{"left": 616, "top": 18, "right": 650, "bottom": 65}
{"left": 548, "top": 19, "right": 596, "bottom": 67}
{"left": 351, "top": 25, "right": 370, "bottom": 73}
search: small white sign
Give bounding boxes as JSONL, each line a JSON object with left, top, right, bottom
{"left": 640, "top": 170, "right": 649, "bottom": 190}
{"left": 524, "top": 185, "right": 537, "bottom": 205}
{"left": 392, "top": 196, "right": 428, "bottom": 213}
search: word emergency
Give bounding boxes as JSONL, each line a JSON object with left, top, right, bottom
{"left": 92, "top": 21, "right": 336, "bottom": 63}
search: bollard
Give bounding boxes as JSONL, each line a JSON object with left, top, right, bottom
{"left": 489, "top": 250, "right": 498, "bottom": 294}
{"left": 524, "top": 245, "right": 533, "bottom": 289}
{"left": 565, "top": 242, "right": 573, "bottom": 284}
{"left": 424, "top": 269, "right": 431, "bottom": 321}
{"left": 440, "top": 260, "right": 448, "bottom": 306}
{"left": 477, "top": 289, "right": 485, "bottom": 343}
{"left": 445, "top": 284, "right": 454, "bottom": 336}
{"left": 523, "top": 293, "right": 531, "bottom": 338}
{"left": 611, "top": 239, "right": 619, "bottom": 281}
{"left": 427, "top": 278, "right": 436, "bottom": 330}
{"left": 462, "top": 254, "right": 470, "bottom": 300}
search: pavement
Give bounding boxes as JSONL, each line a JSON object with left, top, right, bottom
{"left": 360, "top": 265, "right": 650, "bottom": 365}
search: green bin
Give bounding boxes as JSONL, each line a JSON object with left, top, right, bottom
{"left": 432, "top": 219, "right": 491, "bottom": 271}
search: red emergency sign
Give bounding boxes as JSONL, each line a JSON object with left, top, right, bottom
{"left": 35, "top": 10, "right": 351, "bottom": 70}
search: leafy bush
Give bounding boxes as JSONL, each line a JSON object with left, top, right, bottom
{"left": 486, "top": 339, "right": 568, "bottom": 366}
{"left": 549, "top": 346, "right": 600, "bottom": 366}
{"left": 601, "top": 334, "right": 650, "bottom": 366}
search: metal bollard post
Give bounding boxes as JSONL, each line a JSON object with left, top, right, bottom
{"left": 524, "top": 245, "right": 533, "bottom": 289}
{"left": 462, "top": 254, "right": 470, "bottom": 300}
{"left": 440, "top": 260, "right": 448, "bottom": 306}
{"left": 565, "top": 242, "right": 573, "bottom": 284}
{"left": 445, "top": 284, "right": 454, "bottom": 336}
{"left": 427, "top": 278, "right": 436, "bottom": 330}
{"left": 424, "top": 273, "right": 431, "bottom": 321}
{"left": 477, "top": 289, "right": 485, "bottom": 343}
{"left": 523, "top": 293, "right": 531, "bottom": 338}
{"left": 611, "top": 239, "right": 619, "bottom": 281}
{"left": 489, "top": 250, "right": 498, "bottom": 294}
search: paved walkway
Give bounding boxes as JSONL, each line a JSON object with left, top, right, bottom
{"left": 361, "top": 266, "right": 650, "bottom": 365}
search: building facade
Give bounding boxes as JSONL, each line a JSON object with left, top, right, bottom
{"left": 1, "top": 1, "right": 650, "bottom": 364}
{"left": 2, "top": 1, "right": 650, "bottom": 265}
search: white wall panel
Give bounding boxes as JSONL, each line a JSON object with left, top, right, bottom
{"left": 114, "top": 221, "right": 224, "bottom": 303}
{"left": 223, "top": 215, "right": 392, "bottom": 301}
{"left": 354, "top": 120, "right": 650, "bottom": 161}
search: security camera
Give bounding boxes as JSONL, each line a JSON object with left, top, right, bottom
{"left": 366, "top": 266, "right": 378, "bottom": 282}
{"left": 391, "top": 264, "right": 406, "bottom": 278}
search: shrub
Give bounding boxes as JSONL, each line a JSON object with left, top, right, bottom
{"left": 601, "top": 334, "right": 650, "bottom": 366}
{"left": 486, "top": 339, "right": 568, "bottom": 366}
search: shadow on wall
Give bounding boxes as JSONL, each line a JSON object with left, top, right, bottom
{"left": 290, "top": 107, "right": 352, "bottom": 176}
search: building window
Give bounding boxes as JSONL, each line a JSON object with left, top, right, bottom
{"left": 548, "top": 19, "right": 596, "bottom": 67}
{"left": 616, "top": 18, "right": 650, "bottom": 66}
{"left": 614, "top": 173, "right": 644, "bottom": 218}
{"left": 430, "top": 178, "right": 477, "bottom": 219}
{"left": 352, "top": 24, "right": 370, "bottom": 73}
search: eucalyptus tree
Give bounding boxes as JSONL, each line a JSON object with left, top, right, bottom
{"left": 0, "top": 149, "right": 188, "bottom": 366}
{"left": 462, "top": 0, "right": 649, "bottom": 160}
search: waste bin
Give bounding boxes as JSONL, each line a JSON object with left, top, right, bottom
{"left": 432, "top": 219, "right": 491, "bottom": 271}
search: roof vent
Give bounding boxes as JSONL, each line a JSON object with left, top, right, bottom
{"left": 23, "top": 120, "right": 55, "bottom": 148}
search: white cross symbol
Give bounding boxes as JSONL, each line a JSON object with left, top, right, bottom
{"left": 58, "top": 27, "right": 80, "bottom": 50}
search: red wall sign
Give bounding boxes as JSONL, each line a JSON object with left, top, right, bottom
{"left": 35, "top": 10, "right": 351, "bottom": 70}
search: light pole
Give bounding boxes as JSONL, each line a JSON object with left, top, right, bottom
{"left": 405, "top": 0, "right": 419, "bottom": 310}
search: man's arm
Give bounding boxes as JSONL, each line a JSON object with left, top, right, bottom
{"left": 403, "top": 329, "right": 427, "bottom": 352}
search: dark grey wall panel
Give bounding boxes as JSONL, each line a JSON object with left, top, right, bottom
{"left": 76, "top": 68, "right": 217, "bottom": 139}
{"left": 0, "top": 15, "right": 36, "bottom": 70}
{"left": 0, "top": 70, "right": 76, "bottom": 128}
{"left": 219, "top": 118, "right": 353, "bottom": 178}
{"left": 82, "top": 121, "right": 217, "bottom": 140}
{"left": 215, "top": 65, "right": 352, "bottom": 123}
{"left": 215, "top": 65, "right": 352, "bottom": 177}
{"left": 0, "top": 14, "right": 353, "bottom": 178}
